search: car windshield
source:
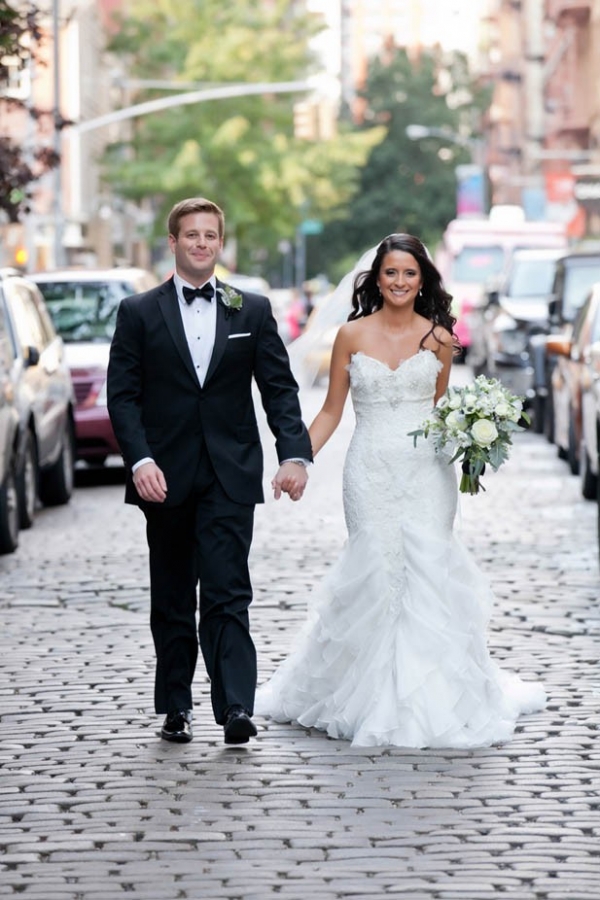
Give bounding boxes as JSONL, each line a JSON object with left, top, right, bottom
{"left": 508, "top": 258, "right": 557, "bottom": 298}
{"left": 451, "top": 246, "right": 505, "bottom": 282}
{"left": 562, "top": 262, "right": 600, "bottom": 321}
{"left": 34, "top": 281, "right": 129, "bottom": 342}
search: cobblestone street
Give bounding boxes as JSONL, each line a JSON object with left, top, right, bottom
{"left": 1, "top": 373, "right": 599, "bottom": 899}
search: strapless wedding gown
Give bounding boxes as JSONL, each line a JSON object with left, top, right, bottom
{"left": 256, "top": 349, "right": 546, "bottom": 748}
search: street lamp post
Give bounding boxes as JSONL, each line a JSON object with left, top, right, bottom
{"left": 406, "top": 124, "right": 488, "bottom": 215}
{"left": 53, "top": 80, "right": 312, "bottom": 268}
{"left": 72, "top": 81, "right": 312, "bottom": 134}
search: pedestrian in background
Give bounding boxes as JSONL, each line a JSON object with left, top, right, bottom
{"left": 285, "top": 289, "right": 307, "bottom": 342}
{"left": 107, "top": 197, "right": 312, "bottom": 746}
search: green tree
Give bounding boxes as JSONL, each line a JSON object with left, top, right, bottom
{"left": 311, "top": 46, "right": 491, "bottom": 280}
{"left": 0, "top": 1, "right": 60, "bottom": 222}
{"left": 102, "top": 0, "right": 381, "bottom": 276}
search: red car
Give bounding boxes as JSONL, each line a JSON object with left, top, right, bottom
{"left": 31, "top": 267, "right": 157, "bottom": 466}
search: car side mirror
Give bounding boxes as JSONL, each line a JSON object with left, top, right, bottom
{"left": 24, "top": 345, "right": 40, "bottom": 368}
{"left": 545, "top": 334, "right": 571, "bottom": 357}
{"left": 547, "top": 296, "right": 560, "bottom": 325}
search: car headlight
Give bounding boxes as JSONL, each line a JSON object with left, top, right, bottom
{"left": 496, "top": 330, "right": 528, "bottom": 356}
{"left": 95, "top": 379, "right": 107, "bottom": 406}
{"left": 492, "top": 313, "right": 528, "bottom": 356}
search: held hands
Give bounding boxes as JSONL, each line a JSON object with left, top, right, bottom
{"left": 271, "top": 461, "right": 308, "bottom": 502}
{"left": 133, "top": 461, "right": 168, "bottom": 503}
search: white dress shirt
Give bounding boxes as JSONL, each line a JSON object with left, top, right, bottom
{"left": 174, "top": 272, "right": 217, "bottom": 387}
{"left": 132, "top": 273, "right": 217, "bottom": 473}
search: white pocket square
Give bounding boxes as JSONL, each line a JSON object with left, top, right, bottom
{"left": 228, "top": 332, "right": 251, "bottom": 339}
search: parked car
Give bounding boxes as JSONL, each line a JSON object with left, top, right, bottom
{"left": 436, "top": 206, "right": 567, "bottom": 361}
{"left": 470, "top": 247, "right": 564, "bottom": 417}
{"left": 578, "top": 285, "right": 600, "bottom": 501}
{"left": 540, "top": 250, "right": 600, "bottom": 442}
{"left": 0, "top": 268, "right": 76, "bottom": 531}
{"left": 0, "top": 294, "right": 20, "bottom": 553}
{"left": 547, "top": 284, "right": 600, "bottom": 483}
{"left": 31, "top": 267, "right": 158, "bottom": 466}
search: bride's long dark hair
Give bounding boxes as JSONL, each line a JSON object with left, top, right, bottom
{"left": 348, "top": 233, "right": 458, "bottom": 351}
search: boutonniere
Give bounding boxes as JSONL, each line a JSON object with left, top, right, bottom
{"left": 217, "top": 285, "right": 243, "bottom": 317}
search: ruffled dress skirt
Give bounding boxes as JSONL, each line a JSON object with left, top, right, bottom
{"left": 255, "top": 351, "right": 546, "bottom": 748}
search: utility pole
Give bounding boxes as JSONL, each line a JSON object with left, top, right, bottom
{"left": 523, "top": 0, "right": 546, "bottom": 203}
{"left": 52, "top": 0, "right": 64, "bottom": 267}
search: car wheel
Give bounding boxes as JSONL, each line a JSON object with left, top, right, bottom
{"left": 0, "top": 466, "right": 19, "bottom": 555}
{"left": 532, "top": 394, "right": 545, "bottom": 435}
{"left": 597, "top": 446, "right": 600, "bottom": 564}
{"left": 567, "top": 415, "right": 579, "bottom": 476}
{"left": 544, "top": 389, "right": 555, "bottom": 444}
{"left": 39, "top": 417, "right": 75, "bottom": 507}
{"left": 16, "top": 429, "right": 38, "bottom": 529}
{"left": 581, "top": 447, "right": 598, "bottom": 501}
{"left": 81, "top": 455, "right": 108, "bottom": 467}
{"left": 471, "top": 361, "right": 487, "bottom": 378}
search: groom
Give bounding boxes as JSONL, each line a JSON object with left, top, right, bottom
{"left": 107, "top": 197, "right": 312, "bottom": 745}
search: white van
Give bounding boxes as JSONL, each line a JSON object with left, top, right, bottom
{"left": 435, "top": 206, "right": 568, "bottom": 359}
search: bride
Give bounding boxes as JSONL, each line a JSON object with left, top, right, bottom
{"left": 256, "top": 233, "right": 546, "bottom": 749}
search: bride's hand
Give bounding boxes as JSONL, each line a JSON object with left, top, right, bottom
{"left": 271, "top": 462, "right": 308, "bottom": 501}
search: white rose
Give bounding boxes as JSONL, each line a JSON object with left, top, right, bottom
{"left": 471, "top": 418, "right": 498, "bottom": 446}
{"left": 446, "top": 410, "right": 468, "bottom": 431}
{"left": 494, "top": 401, "right": 512, "bottom": 418}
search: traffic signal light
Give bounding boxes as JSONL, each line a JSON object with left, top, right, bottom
{"left": 293, "top": 101, "right": 319, "bottom": 141}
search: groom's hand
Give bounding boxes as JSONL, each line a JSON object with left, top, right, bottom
{"left": 271, "top": 462, "right": 308, "bottom": 502}
{"left": 133, "top": 461, "right": 168, "bottom": 503}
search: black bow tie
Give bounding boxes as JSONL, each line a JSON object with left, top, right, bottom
{"left": 182, "top": 284, "right": 214, "bottom": 304}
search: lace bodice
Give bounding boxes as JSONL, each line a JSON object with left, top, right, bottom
{"left": 343, "top": 348, "right": 457, "bottom": 540}
{"left": 348, "top": 348, "right": 441, "bottom": 424}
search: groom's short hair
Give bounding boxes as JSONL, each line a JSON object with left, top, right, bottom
{"left": 168, "top": 198, "right": 225, "bottom": 239}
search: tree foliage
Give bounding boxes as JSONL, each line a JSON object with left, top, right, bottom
{"left": 310, "top": 46, "right": 491, "bottom": 281}
{"left": 101, "top": 0, "right": 382, "bottom": 275}
{"left": 0, "top": 1, "right": 60, "bottom": 222}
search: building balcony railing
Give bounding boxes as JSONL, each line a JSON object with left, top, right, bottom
{"left": 547, "top": 102, "right": 592, "bottom": 136}
{"left": 547, "top": 0, "right": 591, "bottom": 24}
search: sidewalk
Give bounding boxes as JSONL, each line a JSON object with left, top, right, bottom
{"left": 1, "top": 378, "right": 599, "bottom": 899}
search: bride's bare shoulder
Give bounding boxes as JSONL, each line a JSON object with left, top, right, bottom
{"left": 335, "top": 318, "right": 376, "bottom": 359}
{"left": 422, "top": 321, "right": 453, "bottom": 350}
{"left": 336, "top": 316, "right": 372, "bottom": 350}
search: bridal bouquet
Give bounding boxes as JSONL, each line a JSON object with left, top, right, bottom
{"left": 409, "top": 375, "right": 529, "bottom": 494}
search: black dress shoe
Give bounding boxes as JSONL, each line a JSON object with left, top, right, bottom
{"left": 161, "top": 709, "right": 193, "bottom": 743}
{"left": 223, "top": 706, "right": 257, "bottom": 745}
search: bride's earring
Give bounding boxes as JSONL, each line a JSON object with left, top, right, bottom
{"left": 418, "top": 288, "right": 423, "bottom": 297}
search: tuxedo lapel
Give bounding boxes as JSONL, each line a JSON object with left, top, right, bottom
{"left": 157, "top": 278, "right": 198, "bottom": 386}
{"left": 204, "top": 280, "right": 232, "bottom": 386}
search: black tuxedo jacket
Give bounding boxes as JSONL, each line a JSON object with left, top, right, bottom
{"left": 107, "top": 277, "right": 312, "bottom": 508}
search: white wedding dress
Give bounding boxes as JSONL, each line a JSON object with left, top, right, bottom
{"left": 256, "top": 349, "right": 546, "bottom": 748}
